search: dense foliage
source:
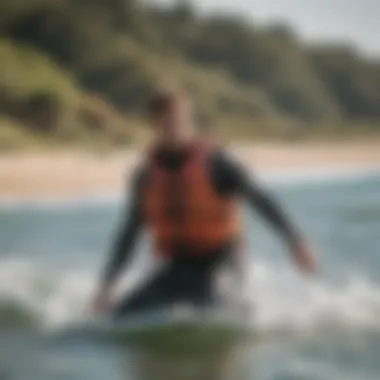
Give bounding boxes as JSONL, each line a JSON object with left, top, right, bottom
{"left": 0, "top": 0, "right": 379, "bottom": 148}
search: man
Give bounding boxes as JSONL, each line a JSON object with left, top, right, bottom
{"left": 92, "top": 88, "right": 316, "bottom": 316}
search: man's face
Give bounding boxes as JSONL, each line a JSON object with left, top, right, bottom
{"left": 150, "top": 97, "right": 192, "bottom": 143}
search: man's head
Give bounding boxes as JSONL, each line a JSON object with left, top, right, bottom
{"left": 146, "top": 88, "right": 194, "bottom": 147}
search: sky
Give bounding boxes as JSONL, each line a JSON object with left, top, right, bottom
{"left": 149, "top": 0, "right": 380, "bottom": 57}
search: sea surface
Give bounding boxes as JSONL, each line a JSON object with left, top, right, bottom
{"left": 1, "top": 167, "right": 380, "bottom": 380}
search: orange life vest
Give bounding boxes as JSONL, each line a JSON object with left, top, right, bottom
{"left": 143, "top": 142, "right": 239, "bottom": 258}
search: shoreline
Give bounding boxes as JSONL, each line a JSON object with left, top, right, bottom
{"left": 0, "top": 165, "right": 379, "bottom": 206}
{"left": 1, "top": 142, "right": 380, "bottom": 200}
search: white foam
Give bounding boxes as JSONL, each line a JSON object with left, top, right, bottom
{"left": 0, "top": 260, "right": 93, "bottom": 327}
{"left": 249, "top": 261, "right": 380, "bottom": 332}
{"left": 1, "top": 258, "right": 380, "bottom": 333}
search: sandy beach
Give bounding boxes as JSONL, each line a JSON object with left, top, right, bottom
{"left": 1, "top": 142, "right": 380, "bottom": 199}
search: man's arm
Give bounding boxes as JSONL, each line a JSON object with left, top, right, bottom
{"left": 242, "top": 179, "right": 301, "bottom": 249}
{"left": 92, "top": 168, "right": 146, "bottom": 314}
{"left": 243, "top": 182, "right": 316, "bottom": 273}
{"left": 101, "top": 194, "right": 143, "bottom": 287}
{"left": 211, "top": 149, "right": 316, "bottom": 273}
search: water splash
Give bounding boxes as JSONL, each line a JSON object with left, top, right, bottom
{"left": 1, "top": 259, "right": 380, "bottom": 334}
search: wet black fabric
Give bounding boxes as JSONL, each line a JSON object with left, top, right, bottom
{"left": 113, "top": 242, "right": 234, "bottom": 317}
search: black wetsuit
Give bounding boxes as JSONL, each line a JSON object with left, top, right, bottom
{"left": 102, "top": 146, "right": 300, "bottom": 316}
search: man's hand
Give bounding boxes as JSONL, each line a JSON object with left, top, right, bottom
{"left": 292, "top": 241, "right": 317, "bottom": 275}
{"left": 91, "top": 285, "right": 112, "bottom": 315}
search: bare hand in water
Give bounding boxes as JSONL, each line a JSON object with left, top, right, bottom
{"left": 91, "top": 286, "right": 112, "bottom": 315}
{"left": 292, "top": 241, "right": 317, "bottom": 275}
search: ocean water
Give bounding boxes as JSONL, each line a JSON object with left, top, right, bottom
{"left": 1, "top": 167, "right": 380, "bottom": 380}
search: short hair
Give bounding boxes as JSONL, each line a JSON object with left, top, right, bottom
{"left": 146, "top": 87, "right": 187, "bottom": 118}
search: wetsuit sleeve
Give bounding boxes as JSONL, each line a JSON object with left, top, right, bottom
{"left": 101, "top": 166, "right": 147, "bottom": 286}
{"left": 210, "top": 149, "right": 301, "bottom": 249}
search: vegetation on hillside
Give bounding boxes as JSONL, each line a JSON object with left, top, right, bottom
{"left": 0, "top": 0, "right": 379, "bottom": 149}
